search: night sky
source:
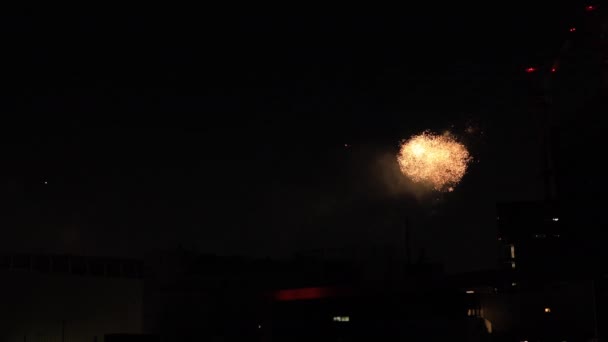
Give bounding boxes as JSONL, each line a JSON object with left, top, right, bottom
{"left": 0, "top": 3, "right": 589, "bottom": 272}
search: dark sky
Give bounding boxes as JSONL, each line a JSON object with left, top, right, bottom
{"left": 0, "top": 3, "right": 590, "bottom": 272}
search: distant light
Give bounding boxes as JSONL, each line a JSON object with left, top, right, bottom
{"left": 512, "top": 282, "right": 517, "bottom": 286}
{"left": 510, "top": 245, "right": 516, "bottom": 259}
{"left": 551, "top": 67, "right": 557, "bottom": 73}
{"left": 525, "top": 67, "right": 537, "bottom": 73}
{"left": 569, "top": 27, "right": 577, "bottom": 32}
{"left": 466, "top": 290, "right": 475, "bottom": 294}
{"left": 511, "top": 261, "right": 516, "bottom": 269}
{"left": 586, "top": 5, "right": 596, "bottom": 11}
{"left": 552, "top": 217, "right": 559, "bottom": 222}
{"left": 344, "top": 143, "right": 350, "bottom": 148}
{"left": 544, "top": 307, "right": 551, "bottom": 313}
{"left": 43, "top": 181, "right": 48, "bottom": 185}
{"left": 258, "top": 325, "right": 262, "bottom": 329}
{"left": 333, "top": 316, "right": 350, "bottom": 322}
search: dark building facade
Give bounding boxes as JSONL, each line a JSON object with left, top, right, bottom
{"left": 142, "top": 249, "right": 488, "bottom": 341}
{"left": 481, "top": 7, "right": 608, "bottom": 334}
{"left": 0, "top": 253, "right": 143, "bottom": 342}
{"left": 497, "top": 201, "right": 567, "bottom": 273}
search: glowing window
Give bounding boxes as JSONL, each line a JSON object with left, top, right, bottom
{"left": 511, "top": 261, "right": 516, "bottom": 269}
{"left": 510, "top": 245, "right": 516, "bottom": 259}
{"left": 466, "top": 290, "right": 475, "bottom": 294}
{"left": 333, "top": 316, "right": 350, "bottom": 322}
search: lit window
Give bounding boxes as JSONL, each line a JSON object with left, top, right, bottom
{"left": 552, "top": 217, "right": 559, "bottom": 222}
{"left": 511, "top": 261, "right": 516, "bottom": 269}
{"left": 510, "top": 245, "right": 516, "bottom": 259}
{"left": 544, "top": 307, "right": 551, "bottom": 313}
{"left": 333, "top": 316, "right": 350, "bottom": 322}
{"left": 468, "top": 308, "right": 480, "bottom": 317}
{"left": 466, "top": 290, "right": 475, "bottom": 294}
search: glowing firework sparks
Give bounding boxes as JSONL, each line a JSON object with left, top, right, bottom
{"left": 397, "top": 131, "right": 471, "bottom": 191}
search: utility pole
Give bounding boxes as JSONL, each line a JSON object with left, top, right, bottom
{"left": 592, "top": 279, "right": 599, "bottom": 341}
{"left": 404, "top": 217, "right": 411, "bottom": 265}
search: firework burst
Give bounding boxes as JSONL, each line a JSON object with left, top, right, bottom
{"left": 397, "top": 131, "right": 471, "bottom": 192}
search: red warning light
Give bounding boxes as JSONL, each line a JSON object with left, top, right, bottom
{"left": 273, "top": 287, "right": 347, "bottom": 301}
{"left": 551, "top": 67, "right": 557, "bottom": 73}
{"left": 586, "top": 5, "right": 596, "bottom": 11}
{"left": 525, "top": 67, "right": 537, "bottom": 73}
{"left": 569, "top": 27, "right": 576, "bottom": 32}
